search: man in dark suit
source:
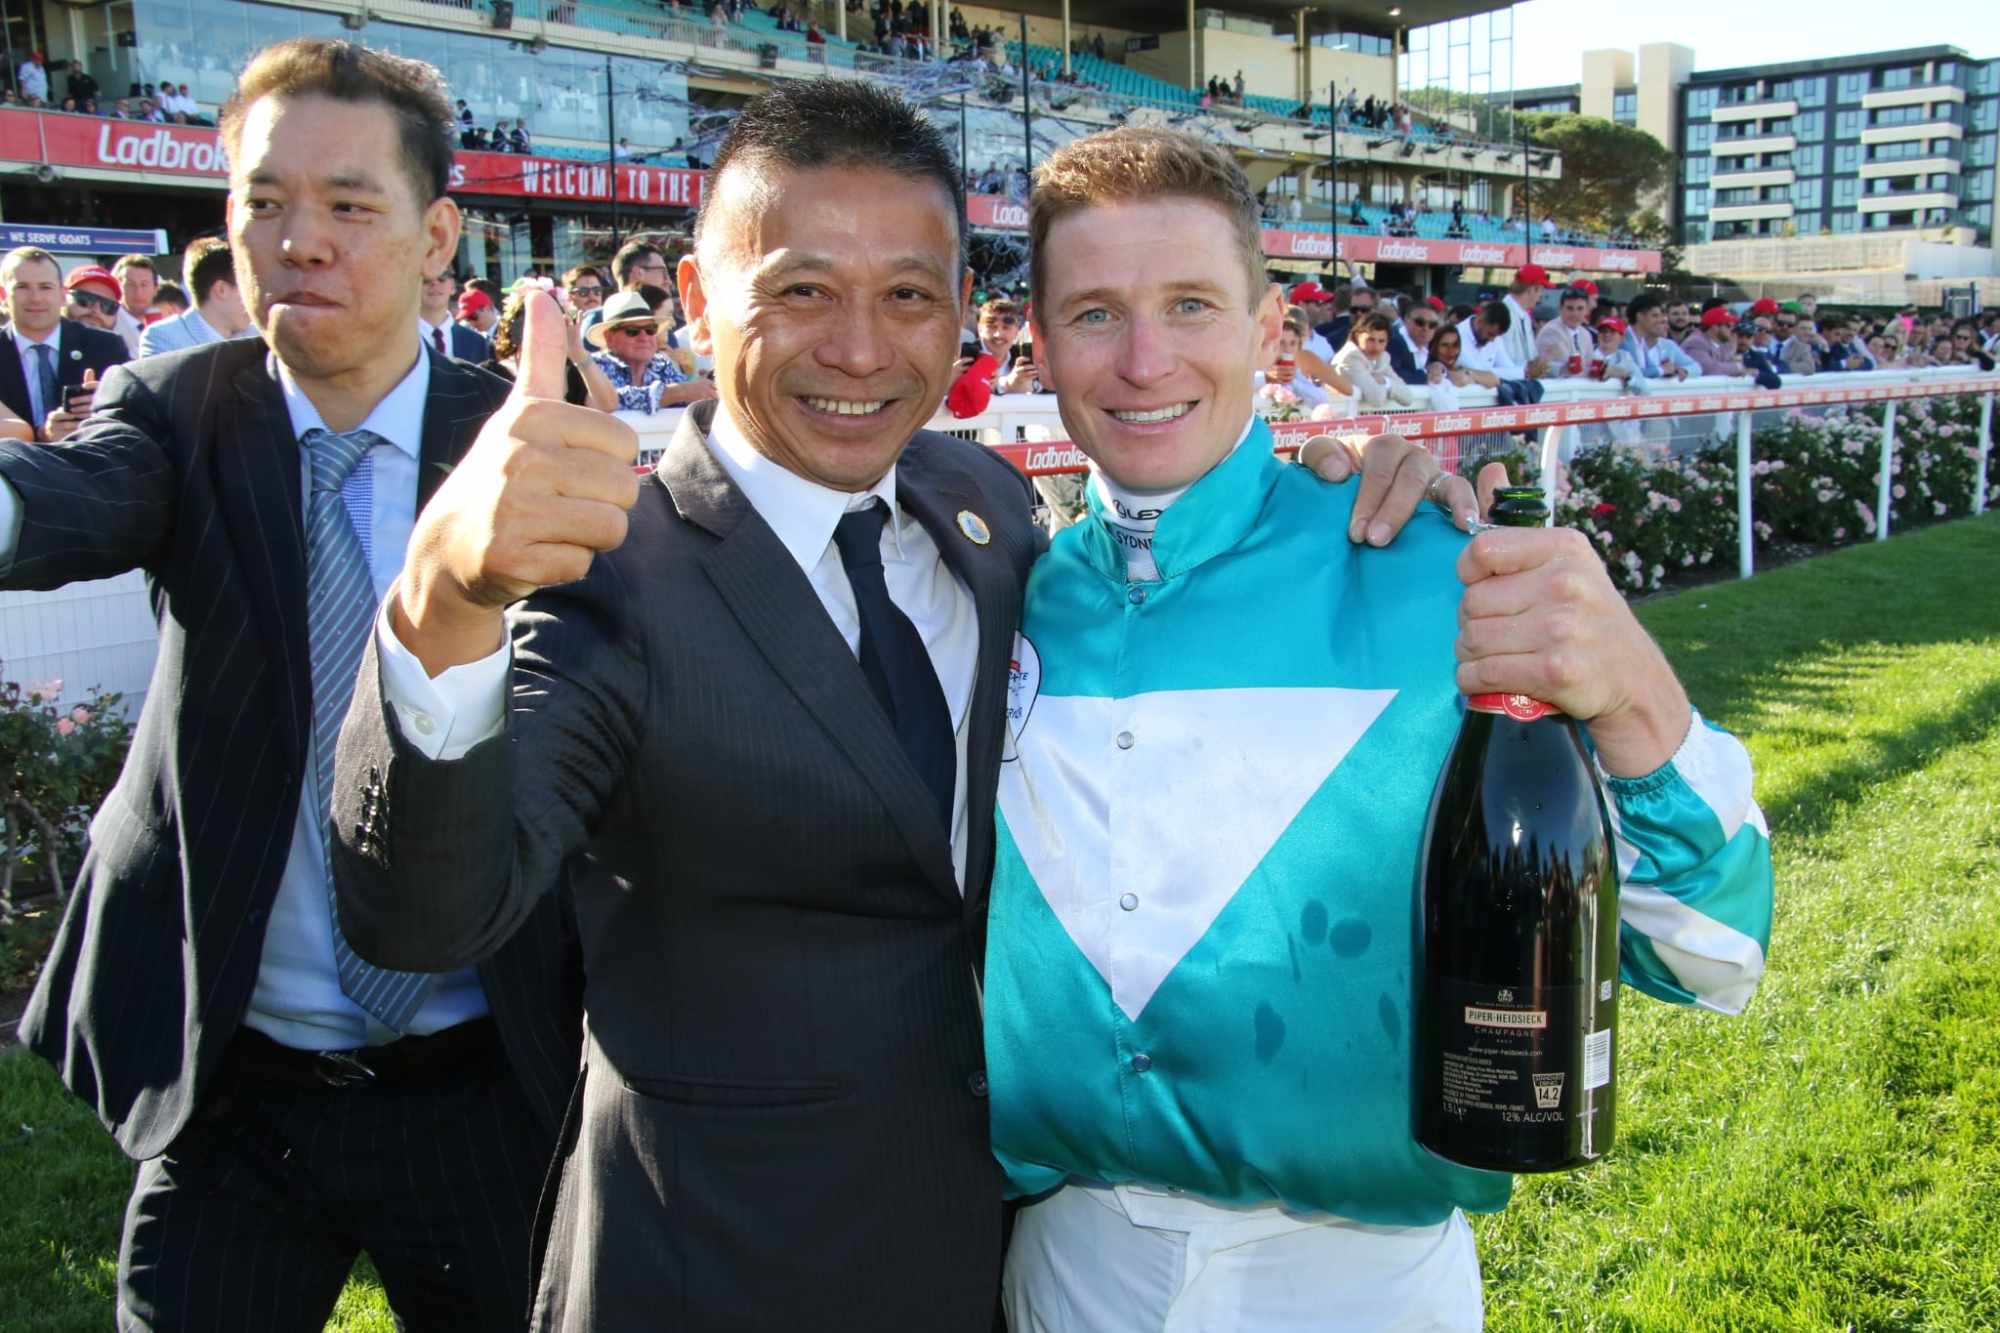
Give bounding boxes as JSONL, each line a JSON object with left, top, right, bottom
{"left": 0, "top": 245, "right": 130, "bottom": 440}
{"left": 329, "top": 78, "right": 1470, "bottom": 1333}
{"left": 332, "top": 78, "right": 1040, "bottom": 1331}
{"left": 417, "top": 267, "right": 491, "bottom": 361}
{"left": 1, "top": 39, "right": 579, "bottom": 1331}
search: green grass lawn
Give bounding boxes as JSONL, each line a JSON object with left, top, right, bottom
{"left": 3, "top": 518, "right": 1998, "bottom": 1331}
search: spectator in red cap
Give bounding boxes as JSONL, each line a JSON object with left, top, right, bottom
{"left": 63, "top": 266, "right": 124, "bottom": 334}
{"left": 1422, "top": 294, "right": 1445, "bottom": 313}
{"left": 456, "top": 287, "right": 499, "bottom": 339}
{"left": 1287, "top": 281, "right": 1338, "bottom": 360}
{"left": 1682, "top": 305, "right": 1746, "bottom": 377}
{"left": 1594, "top": 317, "right": 1639, "bottom": 383}
{"left": 1747, "top": 297, "right": 1779, "bottom": 319}
{"left": 1501, "top": 264, "right": 1550, "bottom": 379}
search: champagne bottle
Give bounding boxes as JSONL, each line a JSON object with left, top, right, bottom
{"left": 1414, "top": 490, "right": 1620, "bottom": 1173}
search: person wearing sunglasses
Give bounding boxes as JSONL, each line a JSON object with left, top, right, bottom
{"left": 583, "top": 289, "right": 718, "bottom": 413}
{"left": 63, "top": 265, "right": 127, "bottom": 334}
{"left": 562, "top": 264, "right": 607, "bottom": 313}
{"left": 1385, "top": 300, "right": 1442, "bottom": 386}
{"left": 0, "top": 251, "right": 128, "bottom": 442}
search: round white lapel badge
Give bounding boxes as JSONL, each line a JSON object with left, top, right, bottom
{"left": 956, "top": 510, "right": 991, "bottom": 545}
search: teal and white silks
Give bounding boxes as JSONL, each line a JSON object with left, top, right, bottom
{"left": 986, "top": 417, "right": 1774, "bottom": 1226}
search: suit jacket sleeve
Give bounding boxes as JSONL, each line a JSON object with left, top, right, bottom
{"left": 0, "top": 362, "right": 177, "bottom": 588}
{"left": 331, "top": 557, "right": 648, "bottom": 973}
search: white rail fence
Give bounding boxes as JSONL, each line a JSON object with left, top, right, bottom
{"left": 4, "top": 368, "right": 1993, "bottom": 715}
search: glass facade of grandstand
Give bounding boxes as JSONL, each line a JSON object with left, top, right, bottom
{"left": 1677, "top": 47, "right": 2000, "bottom": 247}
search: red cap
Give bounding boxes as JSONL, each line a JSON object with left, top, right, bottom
{"left": 1288, "top": 281, "right": 1334, "bottom": 303}
{"left": 1748, "top": 297, "right": 1780, "bottom": 316}
{"left": 64, "top": 265, "right": 122, "bottom": 301}
{"left": 1595, "top": 317, "right": 1627, "bottom": 336}
{"left": 456, "top": 289, "right": 494, "bottom": 317}
{"left": 1423, "top": 294, "right": 1446, "bottom": 312}
{"left": 1514, "top": 263, "right": 1552, "bottom": 288}
{"left": 1570, "top": 278, "right": 1598, "bottom": 296}
{"left": 1700, "top": 306, "right": 1735, "bottom": 329}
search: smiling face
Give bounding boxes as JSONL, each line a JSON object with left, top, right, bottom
{"left": 679, "top": 163, "right": 968, "bottom": 492}
{"left": 1032, "top": 196, "right": 1279, "bottom": 493}
{"left": 227, "top": 93, "right": 458, "bottom": 391}
{"left": 66, "top": 279, "right": 122, "bottom": 331}
{"left": 3, "top": 256, "right": 63, "bottom": 338}
{"left": 118, "top": 263, "right": 157, "bottom": 314}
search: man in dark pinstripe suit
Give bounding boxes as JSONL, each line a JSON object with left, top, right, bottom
{"left": 0, "top": 40, "right": 580, "bottom": 1331}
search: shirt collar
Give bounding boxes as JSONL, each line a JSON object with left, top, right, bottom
{"left": 417, "top": 314, "right": 449, "bottom": 339}
{"left": 277, "top": 344, "right": 428, "bottom": 460}
{"left": 706, "top": 400, "right": 904, "bottom": 574}
{"left": 1080, "top": 414, "right": 1264, "bottom": 582}
{"left": 13, "top": 323, "right": 60, "bottom": 352}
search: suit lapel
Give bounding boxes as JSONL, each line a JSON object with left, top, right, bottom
{"left": 217, "top": 351, "right": 311, "bottom": 773}
{"left": 659, "top": 407, "right": 960, "bottom": 904}
{"left": 896, "top": 436, "right": 1023, "bottom": 926}
{"left": 418, "top": 350, "right": 497, "bottom": 511}
{"left": 0, "top": 333, "right": 29, "bottom": 425}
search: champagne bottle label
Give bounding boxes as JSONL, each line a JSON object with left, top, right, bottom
{"left": 1466, "top": 692, "right": 1563, "bottom": 722}
{"left": 1433, "top": 977, "right": 1604, "bottom": 1130}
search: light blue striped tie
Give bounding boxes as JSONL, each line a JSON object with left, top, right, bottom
{"left": 304, "top": 426, "right": 431, "bottom": 1031}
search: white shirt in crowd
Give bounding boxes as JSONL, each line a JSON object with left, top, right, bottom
{"left": 1455, "top": 316, "right": 1524, "bottom": 379}
{"left": 1497, "top": 293, "right": 1538, "bottom": 376}
{"left": 1394, "top": 324, "right": 1429, "bottom": 372}
{"left": 374, "top": 402, "right": 982, "bottom": 893}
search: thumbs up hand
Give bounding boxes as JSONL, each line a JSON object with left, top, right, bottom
{"left": 392, "top": 291, "right": 641, "bottom": 675}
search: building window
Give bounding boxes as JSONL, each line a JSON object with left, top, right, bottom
{"left": 1686, "top": 122, "right": 1715, "bottom": 152}
{"left": 1791, "top": 179, "right": 1823, "bottom": 208}
{"left": 1975, "top": 62, "right": 2000, "bottom": 95}
{"left": 1878, "top": 66, "right": 1915, "bottom": 90}
{"left": 1794, "top": 211, "right": 1824, "bottom": 234}
{"left": 1688, "top": 86, "right": 1718, "bottom": 118}
{"left": 1834, "top": 177, "right": 1860, "bottom": 206}
{"left": 1795, "top": 76, "right": 1827, "bottom": 108}
{"left": 1613, "top": 91, "right": 1636, "bottom": 124}
{"left": 1837, "top": 71, "right": 1869, "bottom": 102}
{"left": 1793, "top": 111, "right": 1824, "bottom": 141}
{"left": 1683, "top": 156, "right": 1711, "bottom": 184}
{"left": 1795, "top": 145, "right": 1823, "bottom": 173}
{"left": 1715, "top": 186, "right": 1751, "bottom": 206}
{"left": 1684, "top": 187, "right": 1710, "bottom": 216}
{"left": 1835, "top": 143, "right": 1861, "bottom": 173}
{"left": 1972, "top": 100, "right": 1999, "bottom": 131}
{"left": 1832, "top": 212, "right": 1860, "bottom": 233}
{"left": 1834, "top": 109, "right": 1863, "bottom": 138}
{"left": 1963, "top": 169, "right": 1993, "bottom": 202}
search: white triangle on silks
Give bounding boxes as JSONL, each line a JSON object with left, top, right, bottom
{"left": 998, "top": 687, "right": 1396, "bottom": 1022}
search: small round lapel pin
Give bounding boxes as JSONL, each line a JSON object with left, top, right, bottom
{"left": 956, "top": 510, "right": 991, "bottom": 545}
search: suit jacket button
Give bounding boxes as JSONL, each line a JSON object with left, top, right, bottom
{"left": 967, "top": 1069, "right": 988, "bottom": 1098}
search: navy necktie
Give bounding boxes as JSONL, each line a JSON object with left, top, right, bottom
{"left": 832, "top": 500, "right": 955, "bottom": 827}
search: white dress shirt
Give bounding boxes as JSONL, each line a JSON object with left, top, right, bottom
{"left": 417, "top": 315, "right": 454, "bottom": 359}
{"left": 115, "top": 306, "right": 145, "bottom": 359}
{"left": 1499, "top": 293, "right": 1538, "bottom": 375}
{"left": 1395, "top": 324, "right": 1429, "bottom": 372}
{"left": 375, "top": 401, "right": 983, "bottom": 892}
{"left": 11, "top": 324, "right": 63, "bottom": 427}
{"left": 245, "top": 346, "right": 489, "bottom": 1049}
{"left": 1455, "top": 317, "right": 1524, "bottom": 379}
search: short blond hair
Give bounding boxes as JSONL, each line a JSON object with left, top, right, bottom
{"left": 1029, "top": 127, "right": 1265, "bottom": 313}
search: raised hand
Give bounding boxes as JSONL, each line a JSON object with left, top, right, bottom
{"left": 1453, "top": 527, "right": 1690, "bottom": 777}
{"left": 43, "top": 368, "right": 98, "bottom": 443}
{"left": 393, "top": 292, "right": 641, "bottom": 675}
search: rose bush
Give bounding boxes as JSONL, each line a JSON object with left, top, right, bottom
{"left": 0, "top": 669, "right": 132, "bottom": 917}
{"left": 1452, "top": 392, "right": 1995, "bottom": 596}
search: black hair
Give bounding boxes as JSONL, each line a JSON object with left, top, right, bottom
{"left": 1625, "top": 292, "right": 1663, "bottom": 324}
{"left": 694, "top": 77, "right": 965, "bottom": 264}
{"left": 1476, "top": 299, "right": 1511, "bottom": 335}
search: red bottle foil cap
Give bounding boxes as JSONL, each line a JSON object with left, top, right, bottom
{"left": 1467, "top": 692, "right": 1563, "bottom": 722}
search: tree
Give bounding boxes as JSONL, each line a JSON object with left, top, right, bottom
{"left": 1518, "top": 112, "right": 1673, "bottom": 237}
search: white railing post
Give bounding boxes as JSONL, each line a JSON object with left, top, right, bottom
{"left": 1978, "top": 391, "right": 1994, "bottom": 518}
{"left": 1736, "top": 410, "right": 1755, "bottom": 580}
{"left": 1876, "top": 402, "right": 1897, "bottom": 542}
{"left": 1537, "top": 425, "right": 1567, "bottom": 524}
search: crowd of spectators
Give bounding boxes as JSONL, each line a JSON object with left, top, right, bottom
{"left": 2, "top": 52, "right": 211, "bottom": 125}
{"left": 1231, "top": 271, "right": 2000, "bottom": 422}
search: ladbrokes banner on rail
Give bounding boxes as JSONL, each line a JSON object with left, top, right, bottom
{"left": 0, "top": 108, "right": 705, "bottom": 208}
{"left": 965, "top": 194, "right": 1662, "bottom": 275}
